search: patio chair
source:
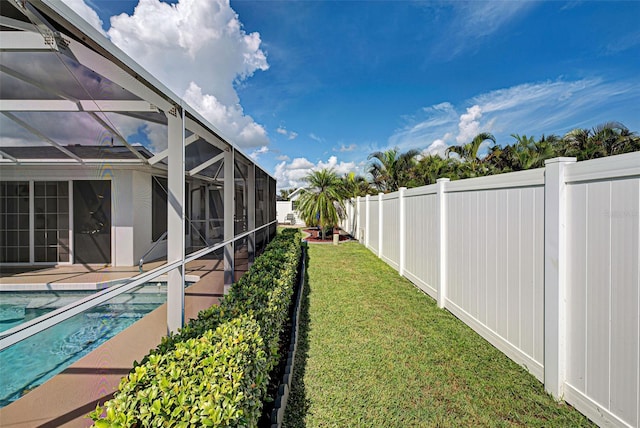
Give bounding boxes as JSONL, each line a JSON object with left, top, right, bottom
{"left": 284, "top": 213, "right": 296, "bottom": 225}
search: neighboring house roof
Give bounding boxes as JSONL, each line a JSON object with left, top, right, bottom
{"left": 288, "top": 187, "right": 306, "bottom": 201}
{"left": 0, "top": 145, "right": 153, "bottom": 160}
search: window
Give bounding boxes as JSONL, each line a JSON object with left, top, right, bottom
{"left": 34, "top": 181, "right": 69, "bottom": 262}
{"left": 0, "top": 181, "right": 70, "bottom": 263}
{"left": 0, "top": 181, "right": 29, "bottom": 263}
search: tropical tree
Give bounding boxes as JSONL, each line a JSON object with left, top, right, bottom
{"left": 446, "top": 132, "right": 496, "bottom": 164}
{"left": 509, "top": 134, "right": 559, "bottom": 170}
{"left": 297, "top": 169, "right": 344, "bottom": 240}
{"left": 279, "top": 188, "right": 296, "bottom": 200}
{"left": 483, "top": 143, "right": 512, "bottom": 172}
{"left": 367, "top": 147, "right": 420, "bottom": 192}
{"left": 337, "top": 172, "right": 371, "bottom": 236}
{"left": 414, "top": 154, "right": 456, "bottom": 185}
{"left": 339, "top": 172, "right": 373, "bottom": 199}
{"left": 562, "top": 122, "right": 639, "bottom": 160}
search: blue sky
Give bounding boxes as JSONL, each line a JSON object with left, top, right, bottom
{"left": 71, "top": 0, "right": 639, "bottom": 189}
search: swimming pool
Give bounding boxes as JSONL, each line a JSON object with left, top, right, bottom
{"left": 0, "top": 285, "right": 167, "bottom": 407}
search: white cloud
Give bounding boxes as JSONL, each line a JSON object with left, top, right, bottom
{"left": 334, "top": 143, "right": 357, "bottom": 152}
{"left": 274, "top": 156, "right": 358, "bottom": 190}
{"left": 62, "top": 0, "right": 107, "bottom": 36}
{"left": 249, "top": 145, "right": 269, "bottom": 160}
{"left": 276, "top": 154, "right": 290, "bottom": 161}
{"left": 276, "top": 126, "right": 298, "bottom": 140}
{"left": 432, "top": 2, "right": 535, "bottom": 60}
{"left": 289, "top": 158, "right": 315, "bottom": 169}
{"left": 389, "top": 77, "right": 640, "bottom": 157}
{"left": 106, "top": 0, "right": 269, "bottom": 148}
{"left": 422, "top": 139, "right": 449, "bottom": 157}
{"left": 317, "top": 156, "right": 356, "bottom": 174}
{"left": 309, "top": 133, "right": 324, "bottom": 143}
{"left": 456, "top": 105, "right": 483, "bottom": 144}
{"left": 183, "top": 82, "right": 267, "bottom": 148}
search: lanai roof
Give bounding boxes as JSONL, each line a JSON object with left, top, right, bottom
{"left": 0, "top": 0, "right": 270, "bottom": 181}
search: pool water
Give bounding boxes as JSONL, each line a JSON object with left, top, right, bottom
{"left": 0, "top": 286, "right": 168, "bottom": 407}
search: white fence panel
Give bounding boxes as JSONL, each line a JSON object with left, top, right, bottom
{"left": 353, "top": 152, "right": 640, "bottom": 427}
{"left": 565, "top": 154, "right": 640, "bottom": 428}
{"left": 349, "top": 198, "right": 358, "bottom": 236}
{"left": 369, "top": 198, "right": 379, "bottom": 255}
{"left": 340, "top": 198, "right": 353, "bottom": 232}
{"left": 381, "top": 193, "right": 400, "bottom": 269}
{"left": 404, "top": 186, "right": 438, "bottom": 298}
{"left": 444, "top": 173, "right": 545, "bottom": 381}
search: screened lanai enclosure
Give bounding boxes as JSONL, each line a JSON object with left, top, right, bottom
{"left": 0, "top": 0, "right": 277, "bottom": 346}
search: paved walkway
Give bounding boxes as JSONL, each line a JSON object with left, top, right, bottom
{"left": 0, "top": 254, "right": 248, "bottom": 427}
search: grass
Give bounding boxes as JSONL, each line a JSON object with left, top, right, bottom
{"left": 283, "top": 242, "right": 594, "bottom": 427}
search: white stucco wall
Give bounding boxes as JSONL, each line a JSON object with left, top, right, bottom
{"left": 276, "top": 200, "right": 304, "bottom": 225}
{"left": 0, "top": 164, "right": 151, "bottom": 267}
{"left": 111, "top": 170, "right": 134, "bottom": 266}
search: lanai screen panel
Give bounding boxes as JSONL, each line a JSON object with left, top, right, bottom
{"left": 255, "top": 168, "right": 268, "bottom": 228}
{"left": 0, "top": 0, "right": 277, "bottom": 267}
{"left": 268, "top": 177, "right": 276, "bottom": 239}
{"left": 234, "top": 154, "right": 250, "bottom": 236}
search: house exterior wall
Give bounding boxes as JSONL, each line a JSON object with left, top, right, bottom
{"left": 112, "top": 170, "right": 134, "bottom": 266}
{"left": 131, "top": 170, "right": 156, "bottom": 266}
{"left": 0, "top": 164, "right": 154, "bottom": 267}
{"left": 276, "top": 200, "right": 304, "bottom": 225}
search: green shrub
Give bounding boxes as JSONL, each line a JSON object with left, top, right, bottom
{"left": 91, "top": 228, "right": 301, "bottom": 427}
{"left": 92, "top": 316, "right": 267, "bottom": 427}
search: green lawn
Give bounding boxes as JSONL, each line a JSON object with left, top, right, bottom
{"left": 283, "top": 242, "right": 594, "bottom": 427}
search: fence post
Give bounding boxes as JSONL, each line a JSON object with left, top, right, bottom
{"left": 355, "top": 196, "right": 360, "bottom": 238}
{"left": 436, "top": 178, "right": 449, "bottom": 309}
{"left": 365, "top": 195, "right": 370, "bottom": 248}
{"left": 378, "top": 192, "right": 384, "bottom": 258}
{"left": 543, "top": 157, "right": 576, "bottom": 398}
{"left": 399, "top": 187, "right": 406, "bottom": 276}
{"left": 349, "top": 198, "right": 355, "bottom": 235}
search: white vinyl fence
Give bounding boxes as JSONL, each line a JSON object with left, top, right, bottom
{"left": 344, "top": 153, "right": 640, "bottom": 428}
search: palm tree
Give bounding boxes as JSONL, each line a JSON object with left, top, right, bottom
{"left": 337, "top": 172, "right": 371, "bottom": 236}
{"left": 367, "top": 147, "right": 420, "bottom": 192}
{"left": 590, "top": 121, "right": 639, "bottom": 157}
{"left": 339, "top": 172, "right": 372, "bottom": 198}
{"left": 446, "top": 132, "right": 496, "bottom": 165}
{"left": 483, "top": 143, "right": 512, "bottom": 172}
{"left": 561, "top": 122, "right": 639, "bottom": 160}
{"left": 297, "top": 169, "right": 344, "bottom": 240}
{"left": 279, "top": 188, "right": 296, "bottom": 200}
{"left": 415, "top": 154, "right": 455, "bottom": 185}
{"left": 562, "top": 127, "right": 598, "bottom": 160}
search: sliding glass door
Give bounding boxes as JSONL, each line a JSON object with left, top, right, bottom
{"left": 73, "top": 180, "right": 111, "bottom": 264}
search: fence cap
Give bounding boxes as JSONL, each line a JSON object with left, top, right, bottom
{"left": 544, "top": 157, "right": 576, "bottom": 165}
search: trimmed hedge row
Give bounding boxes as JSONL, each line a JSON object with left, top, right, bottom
{"left": 91, "top": 229, "right": 302, "bottom": 427}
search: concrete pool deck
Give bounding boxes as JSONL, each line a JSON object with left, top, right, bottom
{"left": 0, "top": 254, "right": 249, "bottom": 427}
{"left": 0, "top": 261, "right": 200, "bottom": 291}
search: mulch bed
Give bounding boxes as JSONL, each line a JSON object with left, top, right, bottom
{"left": 302, "top": 228, "right": 351, "bottom": 243}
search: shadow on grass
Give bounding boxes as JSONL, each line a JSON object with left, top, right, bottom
{"left": 282, "top": 249, "right": 311, "bottom": 428}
